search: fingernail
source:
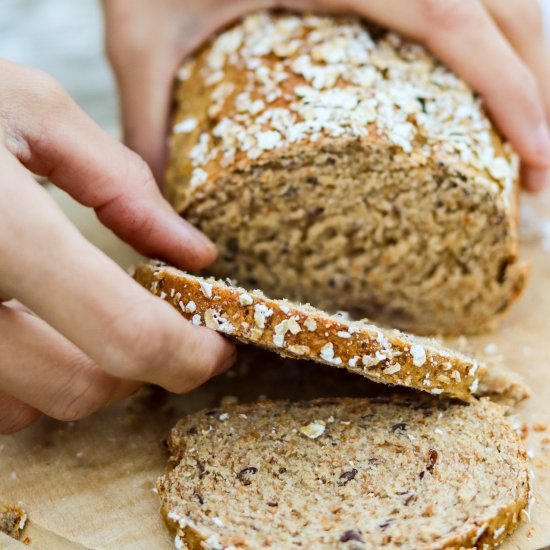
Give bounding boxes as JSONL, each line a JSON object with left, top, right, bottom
{"left": 524, "top": 167, "right": 549, "bottom": 193}
{"left": 534, "top": 122, "right": 550, "bottom": 165}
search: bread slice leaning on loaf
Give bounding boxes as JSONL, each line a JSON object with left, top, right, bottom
{"left": 158, "top": 397, "right": 530, "bottom": 550}
{"left": 134, "top": 261, "right": 484, "bottom": 400}
{"left": 164, "top": 11, "right": 528, "bottom": 336}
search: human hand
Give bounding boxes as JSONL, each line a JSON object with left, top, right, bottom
{"left": 103, "top": 0, "right": 550, "bottom": 191}
{"left": 0, "top": 59, "right": 236, "bottom": 434}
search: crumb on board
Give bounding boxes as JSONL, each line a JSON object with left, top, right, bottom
{"left": 0, "top": 504, "right": 27, "bottom": 540}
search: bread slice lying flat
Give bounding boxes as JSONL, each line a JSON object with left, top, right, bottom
{"left": 158, "top": 397, "right": 530, "bottom": 550}
{"left": 165, "top": 11, "right": 527, "bottom": 335}
{"left": 134, "top": 261, "right": 483, "bottom": 400}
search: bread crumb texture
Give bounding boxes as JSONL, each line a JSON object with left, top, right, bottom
{"left": 135, "top": 261, "right": 485, "bottom": 400}
{"left": 158, "top": 397, "right": 530, "bottom": 549}
{"left": 165, "top": 11, "right": 527, "bottom": 335}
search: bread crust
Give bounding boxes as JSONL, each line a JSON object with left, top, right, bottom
{"left": 157, "top": 397, "right": 530, "bottom": 550}
{"left": 134, "top": 261, "right": 484, "bottom": 400}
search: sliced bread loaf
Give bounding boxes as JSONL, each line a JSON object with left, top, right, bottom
{"left": 158, "top": 397, "right": 530, "bottom": 549}
{"left": 134, "top": 261, "right": 484, "bottom": 400}
{"left": 165, "top": 11, "right": 527, "bottom": 335}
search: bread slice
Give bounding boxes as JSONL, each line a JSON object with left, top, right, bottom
{"left": 158, "top": 397, "right": 530, "bottom": 549}
{"left": 134, "top": 261, "right": 484, "bottom": 400}
{"left": 164, "top": 11, "right": 528, "bottom": 335}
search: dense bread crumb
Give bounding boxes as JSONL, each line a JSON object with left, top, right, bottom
{"left": 0, "top": 504, "right": 27, "bottom": 540}
{"left": 165, "top": 11, "right": 527, "bottom": 335}
{"left": 134, "top": 261, "right": 484, "bottom": 400}
{"left": 158, "top": 397, "right": 530, "bottom": 549}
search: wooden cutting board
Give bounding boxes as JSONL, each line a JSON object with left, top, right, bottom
{"left": 1, "top": 187, "right": 550, "bottom": 550}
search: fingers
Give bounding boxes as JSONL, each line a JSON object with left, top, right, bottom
{"left": 102, "top": 0, "right": 179, "bottom": 182}
{"left": 321, "top": 0, "right": 550, "bottom": 189}
{"left": 482, "top": 0, "right": 550, "bottom": 112}
{"left": 0, "top": 390, "right": 40, "bottom": 435}
{"left": 0, "top": 59, "right": 216, "bottom": 271}
{"left": 0, "top": 304, "right": 138, "bottom": 422}
{"left": 481, "top": 0, "right": 550, "bottom": 192}
{"left": 0, "top": 149, "right": 236, "bottom": 394}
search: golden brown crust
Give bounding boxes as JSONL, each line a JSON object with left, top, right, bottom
{"left": 134, "top": 261, "right": 484, "bottom": 400}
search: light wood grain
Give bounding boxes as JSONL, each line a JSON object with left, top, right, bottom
{"left": 0, "top": 189, "right": 549, "bottom": 549}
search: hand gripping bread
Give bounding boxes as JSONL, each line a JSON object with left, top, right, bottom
{"left": 158, "top": 397, "right": 530, "bottom": 550}
{"left": 164, "top": 11, "right": 527, "bottom": 336}
{"left": 134, "top": 261, "right": 484, "bottom": 400}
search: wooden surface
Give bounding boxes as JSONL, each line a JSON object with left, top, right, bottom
{"left": 1, "top": 188, "right": 550, "bottom": 550}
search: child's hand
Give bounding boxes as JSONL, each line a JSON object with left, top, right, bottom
{"left": 102, "top": 0, "right": 550, "bottom": 191}
{"left": 0, "top": 59, "right": 236, "bottom": 434}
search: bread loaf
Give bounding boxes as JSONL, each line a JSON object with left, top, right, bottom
{"left": 165, "top": 11, "right": 527, "bottom": 335}
{"left": 134, "top": 261, "right": 484, "bottom": 400}
{"left": 158, "top": 397, "right": 530, "bottom": 549}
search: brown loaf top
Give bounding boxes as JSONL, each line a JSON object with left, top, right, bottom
{"left": 164, "top": 11, "right": 528, "bottom": 336}
{"left": 158, "top": 397, "right": 531, "bottom": 550}
{"left": 134, "top": 261, "right": 485, "bottom": 400}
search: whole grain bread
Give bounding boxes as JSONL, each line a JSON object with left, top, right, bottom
{"left": 164, "top": 11, "right": 528, "bottom": 336}
{"left": 134, "top": 261, "right": 484, "bottom": 400}
{"left": 158, "top": 397, "right": 530, "bottom": 549}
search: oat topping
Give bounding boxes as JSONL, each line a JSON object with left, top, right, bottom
{"left": 238, "top": 292, "right": 254, "bottom": 306}
{"left": 199, "top": 280, "right": 214, "bottom": 298}
{"left": 304, "top": 318, "right": 317, "bottom": 332}
{"left": 287, "top": 317, "right": 302, "bottom": 334}
{"left": 362, "top": 354, "right": 382, "bottom": 368}
{"left": 383, "top": 363, "right": 402, "bottom": 375}
{"left": 287, "top": 344, "right": 311, "bottom": 355}
{"left": 176, "top": 60, "right": 194, "bottom": 81}
{"left": 299, "top": 420, "right": 326, "bottom": 439}
{"left": 254, "top": 303, "right": 274, "bottom": 328}
{"left": 192, "top": 314, "right": 202, "bottom": 326}
{"left": 204, "top": 309, "right": 235, "bottom": 334}
{"left": 175, "top": 12, "right": 516, "bottom": 192}
{"left": 319, "top": 342, "right": 342, "bottom": 365}
{"left": 174, "top": 117, "right": 198, "bottom": 133}
{"left": 410, "top": 344, "right": 427, "bottom": 367}
{"left": 273, "top": 318, "right": 301, "bottom": 347}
